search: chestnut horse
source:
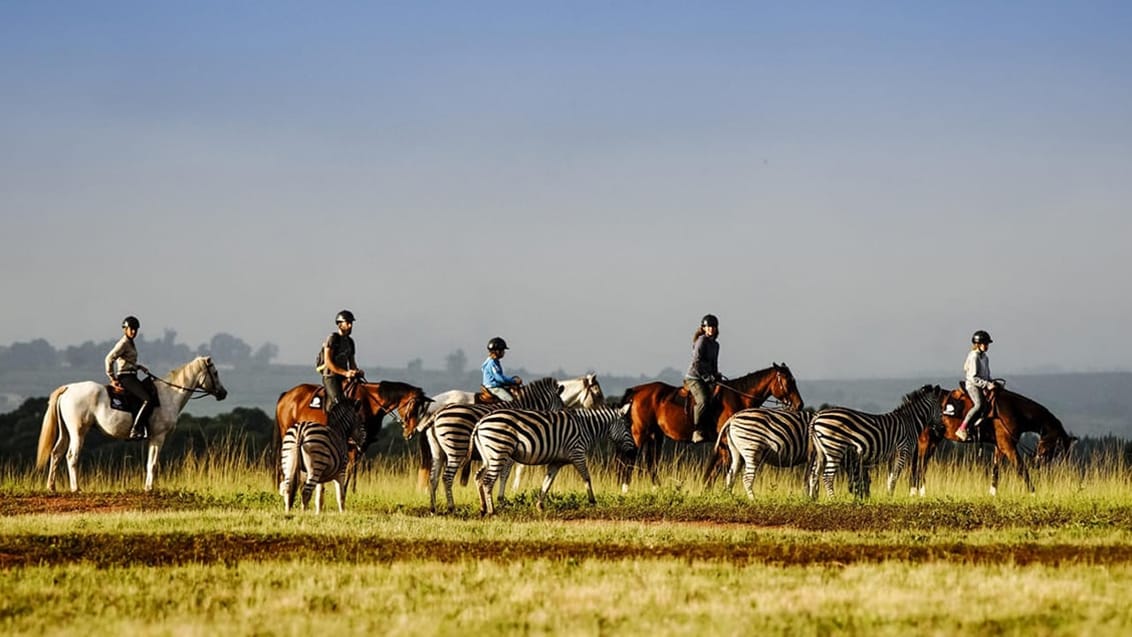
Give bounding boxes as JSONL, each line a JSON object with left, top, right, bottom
{"left": 273, "top": 380, "right": 432, "bottom": 485}
{"left": 912, "top": 385, "right": 1076, "bottom": 496}
{"left": 618, "top": 363, "right": 804, "bottom": 489}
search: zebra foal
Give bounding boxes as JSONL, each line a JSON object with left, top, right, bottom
{"left": 807, "top": 384, "right": 945, "bottom": 499}
{"left": 470, "top": 405, "right": 636, "bottom": 516}
{"left": 279, "top": 404, "right": 365, "bottom": 513}
{"left": 716, "top": 407, "right": 816, "bottom": 499}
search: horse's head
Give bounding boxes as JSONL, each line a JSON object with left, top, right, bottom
{"left": 770, "top": 363, "right": 804, "bottom": 410}
{"left": 1035, "top": 433, "right": 1077, "bottom": 467}
{"left": 581, "top": 373, "right": 606, "bottom": 409}
{"left": 181, "top": 356, "right": 228, "bottom": 400}
{"left": 397, "top": 389, "right": 434, "bottom": 439}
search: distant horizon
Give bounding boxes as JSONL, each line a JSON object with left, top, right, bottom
{"left": 3, "top": 4, "right": 1130, "bottom": 382}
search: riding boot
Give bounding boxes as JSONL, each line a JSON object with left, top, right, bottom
{"left": 130, "top": 401, "right": 149, "bottom": 439}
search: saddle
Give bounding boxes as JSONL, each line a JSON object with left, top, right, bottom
{"left": 952, "top": 382, "right": 1000, "bottom": 432}
{"left": 307, "top": 378, "right": 364, "bottom": 410}
{"left": 106, "top": 377, "right": 160, "bottom": 416}
{"left": 672, "top": 385, "right": 720, "bottom": 422}
{"left": 476, "top": 386, "right": 500, "bottom": 404}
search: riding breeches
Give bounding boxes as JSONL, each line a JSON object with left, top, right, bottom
{"left": 961, "top": 384, "right": 985, "bottom": 428}
{"left": 486, "top": 386, "right": 515, "bottom": 401}
{"left": 322, "top": 375, "right": 345, "bottom": 412}
{"left": 117, "top": 372, "right": 149, "bottom": 403}
{"left": 684, "top": 377, "right": 711, "bottom": 427}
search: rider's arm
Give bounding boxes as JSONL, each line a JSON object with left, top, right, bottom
{"left": 323, "top": 343, "right": 352, "bottom": 377}
{"left": 105, "top": 338, "right": 125, "bottom": 380}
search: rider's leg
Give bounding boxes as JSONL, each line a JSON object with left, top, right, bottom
{"left": 957, "top": 385, "right": 984, "bottom": 441}
{"left": 323, "top": 375, "right": 345, "bottom": 412}
{"left": 487, "top": 386, "right": 514, "bottom": 401}
{"left": 119, "top": 373, "right": 150, "bottom": 439}
{"left": 685, "top": 378, "right": 711, "bottom": 443}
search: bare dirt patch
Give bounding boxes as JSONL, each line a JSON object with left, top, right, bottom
{"left": 0, "top": 492, "right": 208, "bottom": 517}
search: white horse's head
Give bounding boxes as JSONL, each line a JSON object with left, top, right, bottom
{"left": 182, "top": 356, "right": 228, "bottom": 400}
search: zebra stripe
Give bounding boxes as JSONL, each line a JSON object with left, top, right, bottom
{"left": 807, "top": 384, "right": 944, "bottom": 499}
{"left": 470, "top": 405, "right": 636, "bottom": 515}
{"left": 718, "top": 407, "right": 816, "bottom": 499}
{"left": 423, "top": 377, "right": 565, "bottom": 513}
{"left": 279, "top": 404, "right": 364, "bottom": 513}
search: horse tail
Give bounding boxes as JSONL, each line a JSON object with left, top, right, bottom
{"left": 703, "top": 422, "right": 730, "bottom": 487}
{"left": 36, "top": 385, "right": 68, "bottom": 469}
{"left": 619, "top": 387, "right": 635, "bottom": 407}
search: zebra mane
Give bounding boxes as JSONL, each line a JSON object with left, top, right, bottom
{"left": 897, "top": 384, "right": 942, "bottom": 412}
{"left": 524, "top": 377, "right": 558, "bottom": 392}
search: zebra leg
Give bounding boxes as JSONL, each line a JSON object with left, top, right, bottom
{"left": 724, "top": 439, "right": 742, "bottom": 495}
{"left": 443, "top": 456, "right": 463, "bottom": 514}
{"left": 478, "top": 463, "right": 500, "bottom": 517}
{"left": 538, "top": 464, "right": 566, "bottom": 512}
{"left": 334, "top": 476, "right": 347, "bottom": 512}
{"left": 313, "top": 483, "right": 325, "bottom": 514}
{"left": 300, "top": 481, "right": 316, "bottom": 511}
{"left": 887, "top": 449, "right": 909, "bottom": 496}
{"left": 426, "top": 430, "right": 444, "bottom": 513}
{"left": 496, "top": 459, "right": 515, "bottom": 505}
{"left": 743, "top": 448, "right": 770, "bottom": 500}
{"left": 510, "top": 463, "right": 524, "bottom": 493}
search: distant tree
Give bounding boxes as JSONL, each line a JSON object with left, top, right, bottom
{"left": 445, "top": 349, "right": 467, "bottom": 376}
{"left": 0, "top": 339, "right": 58, "bottom": 370}
{"left": 144, "top": 329, "right": 193, "bottom": 365}
{"left": 407, "top": 358, "right": 423, "bottom": 373}
{"left": 62, "top": 339, "right": 114, "bottom": 369}
{"left": 201, "top": 333, "right": 252, "bottom": 366}
{"left": 656, "top": 367, "right": 683, "bottom": 384}
{"left": 249, "top": 342, "right": 279, "bottom": 368}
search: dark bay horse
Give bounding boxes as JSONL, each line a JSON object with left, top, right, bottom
{"left": 273, "top": 380, "right": 432, "bottom": 484}
{"left": 912, "top": 385, "right": 1076, "bottom": 496}
{"left": 619, "top": 363, "right": 804, "bottom": 489}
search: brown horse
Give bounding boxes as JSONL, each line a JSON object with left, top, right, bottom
{"left": 273, "top": 380, "right": 432, "bottom": 485}
{"left": 619, "top": 363, "right": 804, "bottom": 488}
{"left": 912, "top": 385, "right": 1076, "bottom": 496}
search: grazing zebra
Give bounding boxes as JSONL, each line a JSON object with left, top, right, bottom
{"left": 419, "top": 377, "right": 565, "bottom": 513}
{"left": 279, "top": 403, "right": 365, "bottom": 513}
{"left": 470, "top": 405, "right": 636, "bottom": 516}
{"left": 807, "top": 384, "right": 945, "bottom": 499}
{"left": 716, "top": 407, "right": 817, "bottom": 499}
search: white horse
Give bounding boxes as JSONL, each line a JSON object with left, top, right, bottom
{"left": 36, "top": 356, "right": 228, "bottom": 492}
{"left": 426, "top": 373, "right": 605, "bottom": 415}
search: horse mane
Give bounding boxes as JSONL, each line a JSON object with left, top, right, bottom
{"left": 375, "top": 380, "right": 423, "bottom": 400}
{"left": 168, "top": 356, "right": 208, "bottom": 384}
{"left": 728, "top": 363, "right": 791, "bottom": 390}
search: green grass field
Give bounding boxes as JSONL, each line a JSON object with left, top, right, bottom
{"left": 3, "top": 444, "right": 1132, "bottom": 636}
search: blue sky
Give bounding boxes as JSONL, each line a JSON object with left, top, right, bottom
{"left": 2, "top": 2, "right": 1130, "bottom": 379}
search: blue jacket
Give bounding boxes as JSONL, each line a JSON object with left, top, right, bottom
{"left": 482, "top": 357, "right": 516, "bottom": 388}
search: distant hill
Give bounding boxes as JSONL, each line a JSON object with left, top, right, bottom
{"left": 3, "top": 365, "right": 1130, "bottom": 438}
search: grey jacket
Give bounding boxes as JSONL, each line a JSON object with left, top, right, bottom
{"left": 685, "top": 334, "right": 720, "bottom": 381}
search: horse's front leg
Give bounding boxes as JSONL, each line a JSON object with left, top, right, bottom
{"left": 143, "top": 435, "right": 167, "bottom": 492}
{"left": 911, "top": 428, "right": 937, "bottom": 497}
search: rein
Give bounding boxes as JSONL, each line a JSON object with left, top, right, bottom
{"left": 146, "top": 370, "right": 218, "bottom": 400}
{"left": 715, "top": 376, "right": 791, "bottom": 408}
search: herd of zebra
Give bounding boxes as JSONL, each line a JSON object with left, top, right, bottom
{"left": 277, "top": 373, "right": 962, "bottom": 515}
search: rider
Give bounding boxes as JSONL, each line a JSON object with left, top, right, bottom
{"left": 318, "top": 310, "right": 364, "bottom": 412}
{"left": 482, "top": 337, "right": 522, "bottom": 401}
{"left": 105, "top": 315, "right": 152, "bottom": 439}
{"left": 686, "top": 314, "right": 721, "bottom": 444}
{"left": 956, "top": 329, "right": 999, "bottom": 441}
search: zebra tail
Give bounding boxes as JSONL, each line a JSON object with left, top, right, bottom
{"left": 460, "top": 422, "right": 482, "bottom": 486}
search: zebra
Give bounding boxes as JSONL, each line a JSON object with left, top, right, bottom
{"left": 418, "top": 377, "right": 566, "bottom": 513}
{"left": 469, "top": 404, "right": 637, "bottom": 516}
{"left": 807, "top": 384, "right": 945, "bottom": 499}
{"left": 279, "top": 402, "right": 365, "bottom": 513}
{"left": 716, "top": 407, "right": 817, "bottom": 499}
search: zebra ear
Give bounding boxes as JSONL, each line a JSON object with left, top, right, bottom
{"left": 619, "top": 403, "right": 631, "bottom": 416}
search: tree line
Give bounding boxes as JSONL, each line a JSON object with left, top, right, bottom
{"left": 0, "top": 331, "right": 279, "bottom": 371}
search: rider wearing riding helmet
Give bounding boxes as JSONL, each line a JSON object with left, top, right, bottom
{"left": 957, "top": 329, "right": 999, "bottom": 441}
{"left": 105, "top": 315, "right": 152, "bottom": 439}
{"left": 319, "top": 310, "right": 364, "bottom": 412}
{"left": 686, "top": 314, "right": 721, "bottom": 444}
{"left": 482, "top": 336, "right": 523, "bottom": 401}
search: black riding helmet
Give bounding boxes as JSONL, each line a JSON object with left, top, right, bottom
{"left": 487, "top": 337, "right": 508, "bottom": 352}
{"left": 122, "top": 316, "right": 140, "bottom": 330}
{"left": 701, "top": 314, "right": 719, "bottom": 328}
{"left": 972, "top": 330, "right": 993, "bottom": 344}
{"left": 335, "top": 310, "right": 355, "bottom": 324}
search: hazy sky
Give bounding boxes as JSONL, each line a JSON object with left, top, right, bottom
{"left": 3, "top": 2, "right": 1130, "bottom": 380}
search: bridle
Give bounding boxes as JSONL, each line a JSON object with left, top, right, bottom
{"left": 146, "top": 359, "right": 223, "bottom": 400}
